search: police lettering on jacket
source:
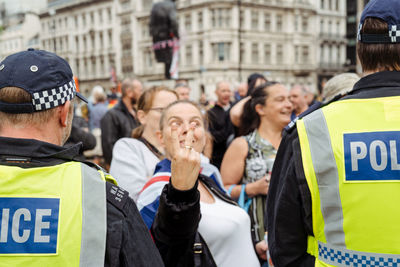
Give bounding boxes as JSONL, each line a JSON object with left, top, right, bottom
{"left": 344, "top": 131, "right": 400, "bottom": 180}
{"left": 0, "top": 198, "right": 59, "bottom": 254}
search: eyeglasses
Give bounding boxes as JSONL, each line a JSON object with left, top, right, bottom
{"left": 149, "top": 107, "right": 165, "bottom": 113}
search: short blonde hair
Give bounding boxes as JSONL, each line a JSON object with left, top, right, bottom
{"left": 0, "top": 87, "right": 58, "bottom": 130}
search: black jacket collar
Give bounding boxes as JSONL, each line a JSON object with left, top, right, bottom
{"left": 344, "top": 71, "right": 400, "bottom": 99}
{"left": 0, "top": 137, "right": 82, "bottom": 167}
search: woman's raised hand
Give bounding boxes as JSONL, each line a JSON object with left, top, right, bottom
{"left": 169, "top": 123, "right": 201, "bottom": 190}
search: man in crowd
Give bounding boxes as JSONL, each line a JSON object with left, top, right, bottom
{"left": 0, "top": 49, "right": 163, "bottom": 266}
{"left": 289, "top": 85, "right": 309, "bottom": 120}
{"left": 207, "top": 81, "right": 234, "bottom": 169}
{"left": 267, "top": 0, "right": 400, "bottom": 266}
{"left": 304, "top": 86, "right": 319, "bottom": 107}
{"left": 234, "top": 82, "right": 248, "bottom": 101}
{"left": 101, "top": 78, "right": 142, "bottom": 167}
{"left": 174, "top": 83, "right": 191, "bottom": 100}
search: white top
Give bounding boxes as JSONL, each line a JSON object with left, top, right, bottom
{"left": 199, "top": 192, "right": 260, "bottom": 267}
{"left": 110, "top": 138, "right": 160, "bottom": 201}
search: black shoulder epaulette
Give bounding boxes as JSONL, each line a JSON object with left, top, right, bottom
{"left": 106, "top": 182, "right": 129, "bottom": 214}
{"left": 82, "top": 160, "right": 107, "bottom": 172}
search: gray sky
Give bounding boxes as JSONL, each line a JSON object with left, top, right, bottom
{"left": 1, "top": 0, "right": 47, "bottom": 14}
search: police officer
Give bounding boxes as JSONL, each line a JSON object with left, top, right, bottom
{"left": 0, "top": 49, "right": 164, "bottom": 266}
{"left": 267, "top": 1, "right": 400, "bottom": 266}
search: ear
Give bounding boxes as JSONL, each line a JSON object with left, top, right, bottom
{"left": 59, "top": 101, "right": 71, "bottom": 127}
{"left": 255, "top": 103, "right": 265, "bottom": 116}
{"left": 156, "top": 130, "right": 165, "bottom": 148}
{"left": 137, "top": 110, "right": 147, "bottom": 125}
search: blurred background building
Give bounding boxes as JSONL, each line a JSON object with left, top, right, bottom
{"left": 0, "top": 0, "right": 362, "bottom": 100}
{"left": 346, "top": 0, "right": 369, "bottom": 75}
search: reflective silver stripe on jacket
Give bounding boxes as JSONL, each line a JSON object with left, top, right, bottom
{"left": 302, "top": 109, "right": 345, "bottom": 246}
{"left": 80, "top": 164, "right": 107, "bottom": 267}
{"left": 318, "top": 241, "right": 400, "bottom": 266}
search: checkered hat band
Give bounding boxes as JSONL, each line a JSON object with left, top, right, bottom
{"left": 318, "top": 242, "right": 400, "bottom": 267}
{"left": 358, "top": 23, "right": 400, "bottom": 43}
{"left": 32, "top": 80, "right": 76, "bottom": 111}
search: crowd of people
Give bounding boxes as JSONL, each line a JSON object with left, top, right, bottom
{"left": 2, "top": 0, "right": 400, "bottom": 266}
{"left": 64, "top": 65, "right": 361, "bottom": 267}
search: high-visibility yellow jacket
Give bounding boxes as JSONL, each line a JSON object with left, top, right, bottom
{"left": 0, "top": 161, "right": 115, "bottom": 266}
{"left": 297, "top": 96, "right": 400, "bottom": 267}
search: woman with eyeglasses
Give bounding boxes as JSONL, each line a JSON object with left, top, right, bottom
{"left": 110, "top": 86, "right": 178, "bottom": 201}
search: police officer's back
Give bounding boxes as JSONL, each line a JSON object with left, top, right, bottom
{"left": 267, "top": 1, "right": 400, "bottom": 266}
{"left": 0, "top": 49, "right": 163, "bottom": 266}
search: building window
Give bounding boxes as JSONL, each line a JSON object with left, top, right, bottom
{"left": 212, "top": 42, "right": 231, "bottom": 62}
{"left": 90, "top": 11, "right": 94, "bottom": 24}
{"left": 199, "top": 41, "right": 203, "bottom": 64}
{"left": 83, "top": 36, "right": 87, "bottom": 51}
{"left": 251, "top": 10, "right": 259, "bottom": 30}
{"left": 276, "top": 44, "right": 283, "bottom": 62}
{"left": 302, "top": 16, "right": 308, "bottom": 32}
{"left": 76, "top": 59, "right": 80, "bottom": 75}
{"left": 186, "top": 45, "right": 192, "bottom": 65}
{"left": 264, "top": 12, "right": 271, "bottom": 31}
{"left": 276, "top": 14, "right": 283, "bottom": 32}
{"left": 100, "top": 56, "right": 105, "bottom": 74}
{"left": 240, "top": 42, "right": 245, "bottom": 63}
{"left": 211, "top": 8, "right": 231, "bottom": 28}
{"left": 295, "top": 45, "right": 300, "bottom": 63}
{"left": 251, "top": 43, "right": 259, "bottom": 63}
{"left": 328, "top": 20, "right": 332, "bottom": 34}
{"left": 82, "top": 14, "right": 86, "bottom": 27}
{"left": 264, "top": 44, "right": 271, "bottom": 63}
{"left": 302, "top": 46, "right": 309, "bottom": 63}
{"left": 75, "top": 36, "right": 79, "bottom": 51}
{"left": 240, "top": 10, "right": 244, "bottom": 29}
{"left": 294, "top": 15, "right": 299, "bottom": 32}
{"left": 84, "top": 59, "right": 88, "bottom": 76}
{"left": 185, "top": 14, "right": 191, "bottom": 31}
{"left": 99, "top": 9, "right": 103, "bottom": 23}
{"left": 107, "top": 8, "right": 112, "bottom": 22}
{"left": 99, "top": 32, "right": 103, "bottom": 48}
{"left": 108, "top": 30, "right": 113, "bottom": 48}
{"left": 320, "top": 19, "right": 324, "bottom": 33}
{"left": 198, "top": 11, "right": 203, "bottom": 30}
{"left": 74, "top": 15, "right": 78, "bottom": 27}
{"left": 211, "top": 9, "right": 216, "bottom": 27}
{"left": 336, "top": 21, "right": 340, "bottom": 35}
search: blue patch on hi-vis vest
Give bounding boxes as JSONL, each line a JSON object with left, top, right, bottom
{"left": 344, "top": 131, "right": 400, "bottom": 181}
{"left": 0, "top": 198, "right": 59, "bottom": 254}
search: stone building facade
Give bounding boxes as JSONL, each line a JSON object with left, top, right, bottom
{"left": 23, "top": 0, "right": 348, "bottom": 99}
{"left": 0, "top": 12, "right": 41, "bottom": 60}
{"left": 115, "top": 0, "right": 347, "bottom": 100}
{"left": 39, "top": 0, "right": 118, "bottom": 96}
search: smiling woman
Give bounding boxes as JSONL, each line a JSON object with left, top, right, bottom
{"left": 137, "top": 100, "right": 263, "bottom": 267}
{"left": 220, "top": 82, "right": 293, "bottom": 246}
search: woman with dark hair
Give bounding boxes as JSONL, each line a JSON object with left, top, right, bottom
{"left": 220, "top": 82, "right": 292, "bottom": 244}
{"left": 230, "top": 73, "right": 267, "bottom": 127}
{"left": 246, "top": 73, "right": 267, "bottom": 96}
